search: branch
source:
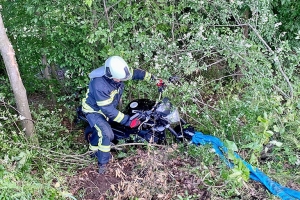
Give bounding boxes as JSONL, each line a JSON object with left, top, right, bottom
{"left": 106, "top": 0, "right": 123, "bottom": 12}
{"left": 0, "top": 99, "right": 35, "bottom": 123}
{"left": 233, "top": 53, "right": 289, "bottom": 98}
{"left": 112, "top": 143, "right": 165, "bottom": 149}
{"left": 206, "top": 58, "right": 226, "bottom": 68}
{"left": 210, "top": 23, "right": 294, "bottom": 99}
{"left": 248, "top": 24, "right": 293, "bottom": 99}
{"left": 209, "top": 24, "right": 248, "bottom": 27}
{"left": 200, "top": 73, "right": 244, "bottom": 87}
{"left": 103, "top": 0, "right": 113, "bottom": 34}
{"left": 193, "top": 97, "right": 220, "bottom": 111}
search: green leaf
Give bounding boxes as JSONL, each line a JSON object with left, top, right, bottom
{"left": 269, "top": 140, "right": 283, "bottom": 147}
{"left": 84, "top": 0, "right": 93, "bottom": 7}
{"left": 224, "top": 140, "right": 238, "bottom": 152}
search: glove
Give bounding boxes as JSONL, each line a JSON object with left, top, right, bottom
{"left": 156, "top": 79, "right": 166, "bottom": 92}
{"left": 125, "top": 117, "right": 141, "bottom": 128}
{"left": 129, "top": 118, "right": 141, "bottom": 128}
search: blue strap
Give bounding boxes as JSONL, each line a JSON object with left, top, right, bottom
{"left": 192, "top": 132, "right": 300, "bottom": 200}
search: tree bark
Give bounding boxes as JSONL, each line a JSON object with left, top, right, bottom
{"left": 0, "top": 13, "right": 36, "bottom": 139}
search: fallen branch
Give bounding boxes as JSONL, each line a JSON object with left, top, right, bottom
{"left": 209, "top": 23, "right": 294, "bottom": 99}
{"left": 247, "top": 24, "right": 293, "bottom": 99}
{"left": 112, "top": 143, "right": 165, "bottom": 149}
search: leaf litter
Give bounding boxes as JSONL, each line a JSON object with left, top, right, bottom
{"left": 66, "top": 144, "right": 285, "bottom": 199}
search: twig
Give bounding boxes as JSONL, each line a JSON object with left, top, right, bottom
{"left": 209, "top": 24, "right": 248, "bottom": 27}
{"left": 193, "top": 97, "right": 219, "bottom": 111}
{"left": 112, "top": 143, "right": 165, "bottom": 149}
{"left": 106, "top": 0, "right": 123, "bottom": 12}
{"left": 209, "top": 23, "right": 293, "bottom": 99}
{"left": 103, "top": 0, "right": 113, "bottom": 34}
{"left": 0, "top": 99, "right": 35, "bottom": 123}
{"left": 200, "top": 73, "right": 244, "bottom": 88}
{"left": 8, "top": 141, "right": 92, "bottom": 161}
{"left": 206, "top": 58, "right": 226, "bottom": 68}
{"left": 171, "top": 0, "right": 178, "bottom": 63}
{"left": 44, "top": 154, "right": 89, "bottom": 166}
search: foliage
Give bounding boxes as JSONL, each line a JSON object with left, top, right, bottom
{"left": 0, "top": 157, "right": 70, "bottom": 200}
{"left": 0, "top": 98, "right": 80, "bottom": 199}
{"left": 1, "top": 0, "right": 300, "bottom": 199}
{"left": 272, "top": 0, "right": 300, "bottom": 48}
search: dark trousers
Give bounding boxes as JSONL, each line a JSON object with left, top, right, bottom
{"left": 86, "top": 113, "right": 114, "bottom": 165}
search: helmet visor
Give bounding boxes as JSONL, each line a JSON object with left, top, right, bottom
{"left": 105, "top": 66, "right": 132, "bottom": 81}
{"left": 119, "top": 67, "right": 132, "bottom": 81}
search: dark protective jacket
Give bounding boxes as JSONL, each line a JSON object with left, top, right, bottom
{"left": 82, "top": 68, "right": 152, "bottom": 125}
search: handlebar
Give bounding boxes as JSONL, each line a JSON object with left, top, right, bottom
{"left": 130, "top": 107, "right": 183, "bottom": 139}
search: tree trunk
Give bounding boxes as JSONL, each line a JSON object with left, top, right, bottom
{"left": 42, "top": 55, "right": 51, "bottom": 80}
{"left": 42, "top": 55, "right": 57, "bottom": 105}
{"left": 0, "top": 13, "right": 36, "bottom": 139}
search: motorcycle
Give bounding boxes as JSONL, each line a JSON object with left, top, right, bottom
{"left": 75, "top": 78, "right": 195, "bottom": 145}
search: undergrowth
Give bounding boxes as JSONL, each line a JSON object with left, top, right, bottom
{"left": 1, "top": 74, "right": 300, "bottom": 199}
{"left": 0, "top": 95, "right": 82, "bottom": 199}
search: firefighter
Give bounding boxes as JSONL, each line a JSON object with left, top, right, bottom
{"left": 82, "top": 56, "right": 155, "bottom": 174}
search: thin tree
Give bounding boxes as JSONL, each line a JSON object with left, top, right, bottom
{"left": 0, "top": 12, "right": 36, "bottom": 140}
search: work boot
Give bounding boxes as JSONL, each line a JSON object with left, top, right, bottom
{"left": 98, "top": 164, "right": 106, "bottom": 174}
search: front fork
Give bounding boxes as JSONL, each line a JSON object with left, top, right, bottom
{"left": 171, "top": 118, "right": 195, "bottom": 141}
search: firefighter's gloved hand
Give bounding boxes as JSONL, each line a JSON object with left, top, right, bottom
{"left": 129, "top": 118, "right": 141, "bottom": 128}
{"left": 125, "top": 117, "right": 141, "bottom": 128}
{"left": 156, "top": 79, "right": 166, "bottom": 93}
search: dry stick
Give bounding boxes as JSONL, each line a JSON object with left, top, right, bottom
{"left": 181, "top": 112, "right": 203, "bottom": 126}
{"left": 193, "top": 97, "right": 219, "bottom": 111}
{"left": 45, "top": 155, "right": 89, "bottom": 166}
{"left": 40, "top": 152, "right": 91, "bottom": 164}
{"left": 171, "top": 49, "right": 207, "bottom": 57}
{"left": 193, "top": 98, "right": 220, "bottom": 128}
{"left": 206, "top": 58, "right": 226, "bottom": 68}
{"left": 171, "top": 1, "right": 178, "bottom": 63}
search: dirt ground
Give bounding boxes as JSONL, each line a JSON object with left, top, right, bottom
{"left": 28, "top": 94, "right": 300, "bottom": 200}
{"left": 63, "top": 119, "right": 299, "bottom": 199}
{"left": 65, "top": 145, "right": 293, "bottom": 200}
{"left": 67, "top": 147, "right": 211, "bottom": 200}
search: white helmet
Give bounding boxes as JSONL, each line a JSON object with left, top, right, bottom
{"left": 105, "top": 56, "right": 132, "bottom": 81}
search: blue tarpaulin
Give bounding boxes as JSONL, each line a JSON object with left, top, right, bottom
{"left": 192, "top": 131, "right": 300, "bottom": 200}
